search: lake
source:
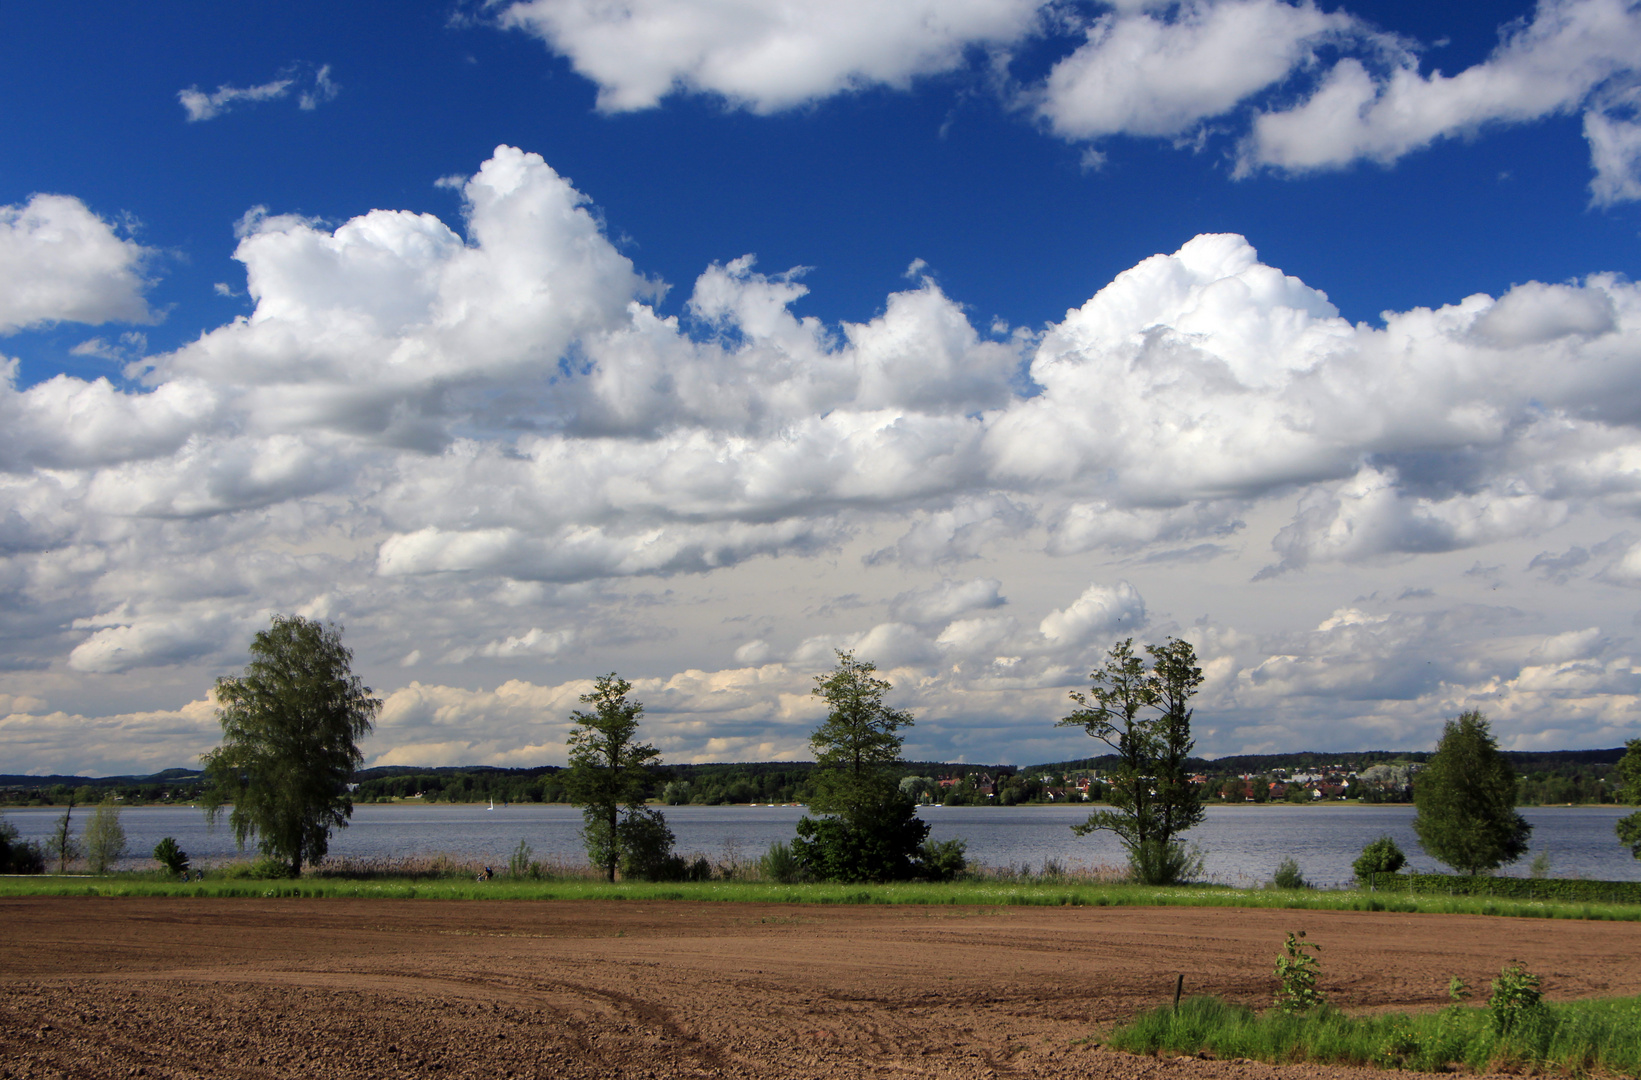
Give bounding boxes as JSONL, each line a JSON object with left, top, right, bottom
{"left": 7, "top": 802, "right": 1640, "bottom": 885}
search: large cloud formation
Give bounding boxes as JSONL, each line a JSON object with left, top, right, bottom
{"left": 495, "top": 0, "right": 1641, "bottom": 203}
{"left": 4, "top": 145, "right": 1641, "bottom": 772}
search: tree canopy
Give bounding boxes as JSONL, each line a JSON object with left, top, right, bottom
{"left": 1412, "top": 710, "right": 1532, "bottom": 875}
{"left": 806, "top": 651, "right": 915, "bottom": 811}
{"left": 1058, "top": 637, "right": 1205, "bottom": 884}
{"left": 200, "top": 615, "right": 380, "bottom": 876}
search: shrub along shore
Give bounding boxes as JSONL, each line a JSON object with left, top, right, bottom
{"left": 1364, "top": 872, "right": 1641, "bottom": 904}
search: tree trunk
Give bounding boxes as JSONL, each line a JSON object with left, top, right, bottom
{"left": 55, "top": 804, "right": 74, "bottom": 873}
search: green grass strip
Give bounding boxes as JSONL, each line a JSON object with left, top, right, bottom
{"left": 2, "top": 875, "right": 1640, "bottom": 918}
{"left": 1105, "top": 994, "right": 1641, "bottom": 1077}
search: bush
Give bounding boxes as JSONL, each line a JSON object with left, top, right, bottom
{"left": 1352, "top": 835, "right": 1406, "bottom": 883}
{"left": 0, "top": 814, "right": 46, "bottom": 874}
{"left": 250, "top": 855, "right": 299, "bottom": 878}
{"left": 220, "top": 855, "right": 299, "bottom": 879}
{"left": 153, "top": 836, "right": 190, "bottom": 876}
{"left": 1489, "top": 965, "right": 1548, "bottom": 1036}
{"left": 1274, "top": 930, "right": 1324, "bottom": 1013}
{"left": 793, "top": 792, "right": 930, "bottom": 883}
{"left": 618, "top": 809, "right": 686, "bottom": 881}
{"left": 1129, "top": 838, "right": 1204, "bottom": 886}
{"left": 1272, "top": 858, "right": 1309, "bottom": 890}
{"left": 916, "top": 838, "right": 968, "bottom": 882}
{"left": 760, "top": 840, "right": 805, "bottom": 883}
{"left": 84, "top": 799, "right": 126, "bottom": 874}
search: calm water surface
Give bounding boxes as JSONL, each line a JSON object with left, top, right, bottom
{"left": 7, "top": 802, "right": 1639, "bottom": 885}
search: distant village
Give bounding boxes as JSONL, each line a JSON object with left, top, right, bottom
{"left": 913, "top": 760, "right": 1420, "bottom": 806}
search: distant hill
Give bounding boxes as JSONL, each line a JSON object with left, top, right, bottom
{"left": 1016, "top": 748, "right": 1629, "bottom": 776}
{"left": 0, "top": 768, "right": 203, "bottom": 790}
{"left": 2, "top": 748, "right": 1626, "bottom": 791}
{"left": 353, "top": 764, "right": 562, "bottom": 782}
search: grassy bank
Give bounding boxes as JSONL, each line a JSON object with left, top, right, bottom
{"left": 3, "top": 873, "right": 1641, "bottom": 919}
{"left": 1106, "top": 994, "right": 1641, "bottom": 1077}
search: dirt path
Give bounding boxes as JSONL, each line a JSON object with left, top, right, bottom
{"left": 3, "top": 898, "right": 1639, "bottom": 1079}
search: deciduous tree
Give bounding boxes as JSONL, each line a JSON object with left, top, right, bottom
{"left": 1058, "top": 638, "right": 1205, "bottom": 884}
{"left": 201, "top": 615, "right": 381, "bottom": 876}
{"left": 793, "top": 651, "right": 930, "bottom": 882}
{"left": 564, "top": 673, "right": 675, "bottom": 881}
{"left": 1617, "top": 738, "right": 1641, "bottom": 858}
{"left": 1412, "top": 710, "right": 1531, "bottom": 875}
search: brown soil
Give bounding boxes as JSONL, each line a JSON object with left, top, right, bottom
{"left": 3, "top": 897, "right": 1639, "bottom": 1080}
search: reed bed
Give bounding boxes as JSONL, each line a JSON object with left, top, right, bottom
{"left": 308, "top": 853, "right": 605, "bottom": 881}
{"left": 967, "top": 858, "right": 1130, "bottom": 885}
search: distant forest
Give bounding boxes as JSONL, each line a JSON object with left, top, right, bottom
{"left": 0, "top": 747, "right": 1629, "bottom": 807}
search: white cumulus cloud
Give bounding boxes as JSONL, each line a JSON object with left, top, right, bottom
{"left": 1263, "top": 465, "right": 1570, "bottom": 575}
{"left": 1038, "top": 581, "right": 1146, "bottom": 645}
{"left": 0, "top": 195, "right": 154, "bottom": 333}
{"left": 67, "top": 609, "right": 261, "bottom": 674}
{"left": 1036, "top": 0, "right": 1352, "bottom": 140}
{"left": 1243, "top": 0, "right": 1641, "bottom": 175}
{"left": 494, "top": 0, "right": 1043, "bottom": 112}
{"left": 890, "top": 577, "right": 1006, "bottom": 625}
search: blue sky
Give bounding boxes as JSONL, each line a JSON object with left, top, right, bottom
{"left": 4, "top": 0, "right": 1641, "bottom": 774}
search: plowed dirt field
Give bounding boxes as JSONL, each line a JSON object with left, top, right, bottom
{"left": 3, "top": 897, "right": 1639, "bottom": 1080}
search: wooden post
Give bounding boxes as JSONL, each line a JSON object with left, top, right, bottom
{"left": 1173, "top": 973, "right": 1184, "bottom": 1012}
